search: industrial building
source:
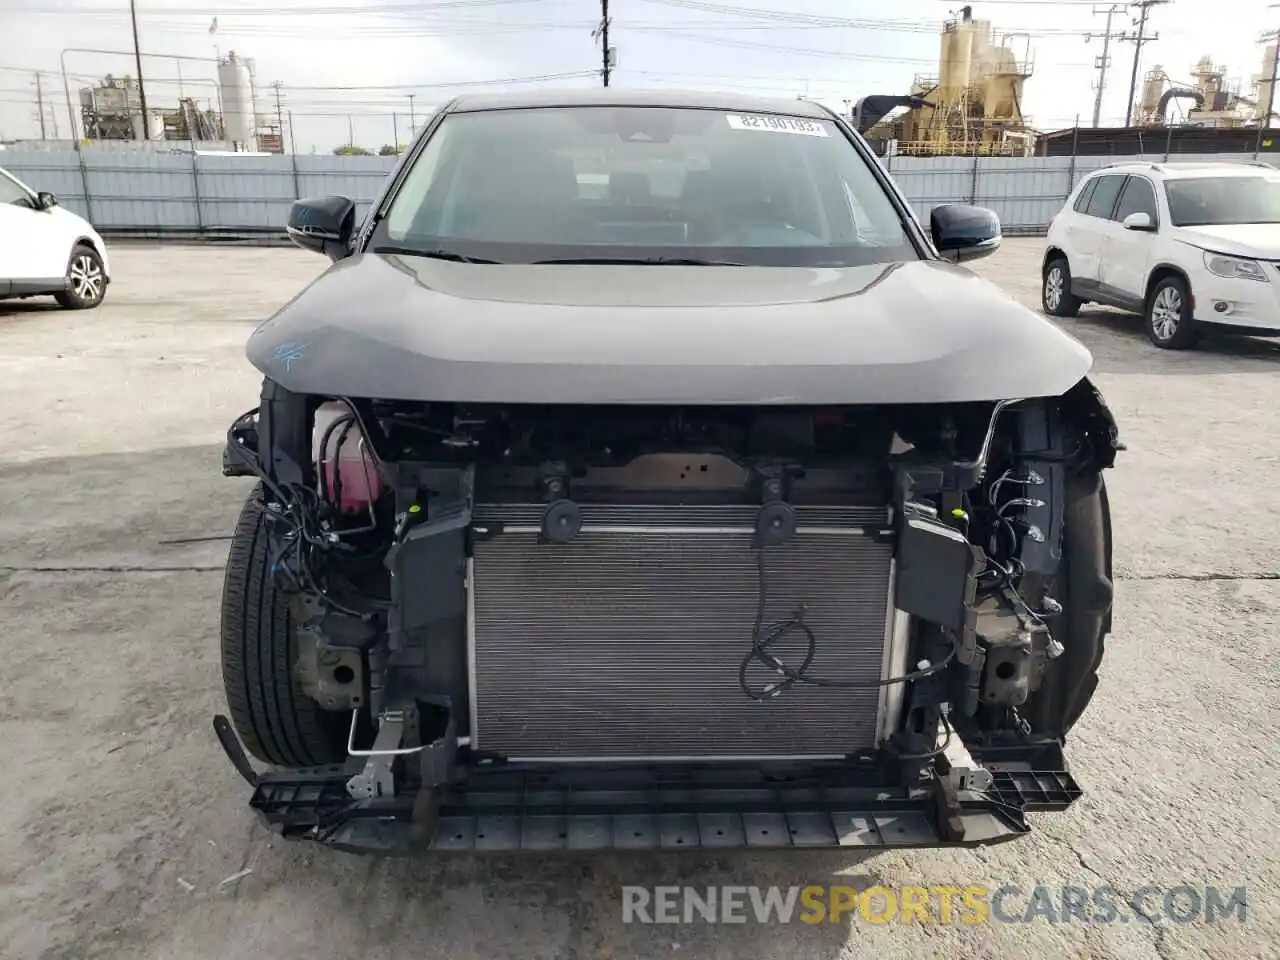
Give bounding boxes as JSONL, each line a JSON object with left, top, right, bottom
{"left": 861, "top": 5, "right": 1036, "bottom": 157}
{"left": 1039, "top": 44, "right": 1280, "bottom": 157}
{"left": 76, "top": 51, "right": 282, "bottom": 152}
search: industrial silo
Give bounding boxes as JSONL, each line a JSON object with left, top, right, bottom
{"left": 217, "top": 51, "right": 258, "bottom": 151}
{"left": 1257, "top": 44, "right": 1278, "bottom": 121}
{"left": 1140, "top": 65, "right": 1168, "bottom": 125}
{"left": 938, "top": 19, "right": 975, "bottom": 106}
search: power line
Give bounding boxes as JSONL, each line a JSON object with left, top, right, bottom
{"left": 633, "top": 28, "right": 1096, "bottom": 67}
{"left": 927, "top": 0, "right": 1103, "bottom": 4}
{"left": 4, "top": 0, "right": 543, "bottom": 13}
{"left": 633, "top": 0, "right": 1094, "bottom": 34}
{"left": 4, "top": 1, "right": 1114, "bottom": 40}
{"left": 1119, "top": 0, "right": 1170, "bottom": 127}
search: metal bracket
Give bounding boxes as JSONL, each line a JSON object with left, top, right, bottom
{"left": 345, "top": 701, "right": 460, "bottom": 800}
{"left": 346, "top": 704, "right": 419, "bottom": 800}
{"left": 941, "top": 721, "right": 994, "bottom": 795}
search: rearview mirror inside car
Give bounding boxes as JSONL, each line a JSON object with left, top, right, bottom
{"left": 287, "top": 196, "right": 357, "bottom": 261}
{"left": 1122, "top": 211, "right": 1155, "bottom": 231}
{"left": 36, "top": 191, "right": 58, "bottom": 210}
{"left": 930, "top": 203, "right": 1001, "bottom": 263}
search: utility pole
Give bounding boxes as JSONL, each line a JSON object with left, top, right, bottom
{"left": 393, "top": 112, "right": 399, "bottom": 152}
{"left": 594, "top": 0, "right": 611, "bottom": 87}
{"left": 1255, "top": 21, "right": 1280, "bottom": 155}
{"left": 129, "top": 0, "right": 151, "bottom": 140}
{"left": 1263, "top": 15, "right": 1280, "bottom": 130}
{"left": 35, "top": 71, "right": 47, "bottom": 139}
{"left": 1087, "top": 5, "right": 1123, "bottom": 128}
{"left": 407, "top": 93, "right": 416, "bottom": 135}
{"left": 602, "top": 0, "right": 611, "bottom": 87}
{"left": 271, "top": 81, "right": 285, "bottom": 153}
{"left": 287, "top": 109, "right": 296, "bottom": 154}
{"left": 347, "top": 115, "right": 354, "bottom": 147}
{"left": 1119, "top": 0, "right": 1169, "bottom": 127}
{"left": 1266, "top": 40, "right": 1279, "bottom": 128}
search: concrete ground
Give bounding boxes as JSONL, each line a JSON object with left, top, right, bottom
{"left": 0, "top": 240, "right": 1276, "bottom": 960}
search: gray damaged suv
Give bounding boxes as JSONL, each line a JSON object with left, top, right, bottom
{"left": 217, "top": 89, "right": 1119, "bottom": 854}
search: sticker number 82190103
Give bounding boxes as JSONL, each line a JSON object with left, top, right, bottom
{"left": 725, "top": 114, "right": 830, "bottom": 137}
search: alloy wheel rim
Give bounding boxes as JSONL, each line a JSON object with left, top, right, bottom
{"left": 1151, "top": 286, "right": 1182, "bottom": 340}
{"left": 1045, "top": 267, "right": 1063, "bottom": 310}
{"left": 69, "top": 255, "right": 102, "bottom": 301}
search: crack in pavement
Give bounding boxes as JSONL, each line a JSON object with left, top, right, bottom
{"left": 1037, "top": 828, "right": 1176, "bottom": 960}
{"left": 1117, "top": 572, "right": 1279, "bottom": 582}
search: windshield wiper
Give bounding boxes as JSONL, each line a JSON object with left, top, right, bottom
{"left": 370, "top": 244, "right": 500, "bottom": 264}
{"left": 532, "top": 256, "right": 746, "bottom": 266}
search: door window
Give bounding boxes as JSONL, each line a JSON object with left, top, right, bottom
{"left": 1072, "top": 178, "right": 1098, "bottom": 213}
{"left": 1083, "top": 175, "right": 1125, "bottom": 219}
{"left": 1113, "top": 176, "right": 1158, "bottom": 225}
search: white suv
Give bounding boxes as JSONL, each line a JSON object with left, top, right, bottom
{"left": 1041, "top": 160, "right": 1280, "bottom": 349}
{"left": 0, "top": 165, "right": 111, "bottom": 310}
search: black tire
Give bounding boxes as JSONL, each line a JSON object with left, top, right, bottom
{"left": 1024, "top": 471, "right": 1114, "bottom": 738}
{"left": 54, "top": 243, "right": 107, "bottom": 310}
{"left": 1145, "top": 274, "right": 1198, "bottom": 349}
{"left": 221, "top": 485, "right": 348, "bottom": 767}
{"left": 1042, "top": 257, "right": 1082, "bottom": 318}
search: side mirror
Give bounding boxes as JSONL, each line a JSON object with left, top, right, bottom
{"left": 930, "top": 203, "right": 1001, "bottom": 263}
{"left": 287, "top": 196, "right": 357, "bottom": 261}
{"left": 36, "top": 191, "right": 58, "bottom": 210}
{"left": 1122, "top": 211, "right": 1155, "bottom": 232}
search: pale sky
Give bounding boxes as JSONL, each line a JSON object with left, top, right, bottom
{"left": 0, "top": 0, "right": 1274, "bottom": 152}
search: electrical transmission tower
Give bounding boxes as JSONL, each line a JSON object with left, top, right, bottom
{"left": 1087, "top": 5, "right": 1125, "bottom": 127}
{"left": 30, "top": 72, "right": 60, "bottom": 140}
{"left": 1119, "top": 0, "right": 1171, "bottom": 127}
{"left": 271, "top": 81, "right": 286, "bottom": 154}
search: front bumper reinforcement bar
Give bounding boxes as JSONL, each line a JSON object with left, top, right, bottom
{"left": 214, "top": 716, "right": 1082, "bottom": 855}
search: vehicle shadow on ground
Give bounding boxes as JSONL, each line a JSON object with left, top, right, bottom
{"left": 1062, "top": 307, "right": 1280, "bottom": 375}
{"left": 0, "top": 299, "right": 61, "bottom": 319}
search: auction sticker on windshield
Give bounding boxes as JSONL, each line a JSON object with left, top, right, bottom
{"left": 726, "top": 114, "right": 830, "bottom": 137}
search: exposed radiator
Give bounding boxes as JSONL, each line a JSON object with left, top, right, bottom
{"left": 469, "top": 503, "right": 897, "bottom": 761}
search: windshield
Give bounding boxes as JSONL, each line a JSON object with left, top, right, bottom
{"left": 1165, "top": 175, "right": 1280, "bottom": 227}
{"left": 370, "top": 106, "right": 917, "bottom": 267}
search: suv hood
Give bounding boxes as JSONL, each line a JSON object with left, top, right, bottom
{"left": 1176, "top": 223, "right": 1280, "bottom": 259}
{"left": 247, "top": 252, "right": 1093, "bottom": 405}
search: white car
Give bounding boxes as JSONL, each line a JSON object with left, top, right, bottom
{"left": 0, "top": 165, "right": 110, "bottom": 310}
{"left": 1041, "top": 160, "right": 1280, "bottom": 349}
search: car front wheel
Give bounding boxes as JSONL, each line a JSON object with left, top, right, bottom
{"left": 1145, "top": 275, "right": 1197, "bottom": 349}
{"left": 221, "top": 486, "right": 349, "bottom": 768}
{"left": 1042, "top": 257, "right": 1082, "bottom": 318}
{"left": 54, "top": 244, "right": 107, "bottom": 310}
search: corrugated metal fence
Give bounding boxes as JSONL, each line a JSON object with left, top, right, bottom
{"left": 0, "top": 148, "right": 1271, "bottom": 239}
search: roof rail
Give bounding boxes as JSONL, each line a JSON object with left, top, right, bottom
{"left": 1100, "top": 161, "right": 1163, "bottom": 170}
